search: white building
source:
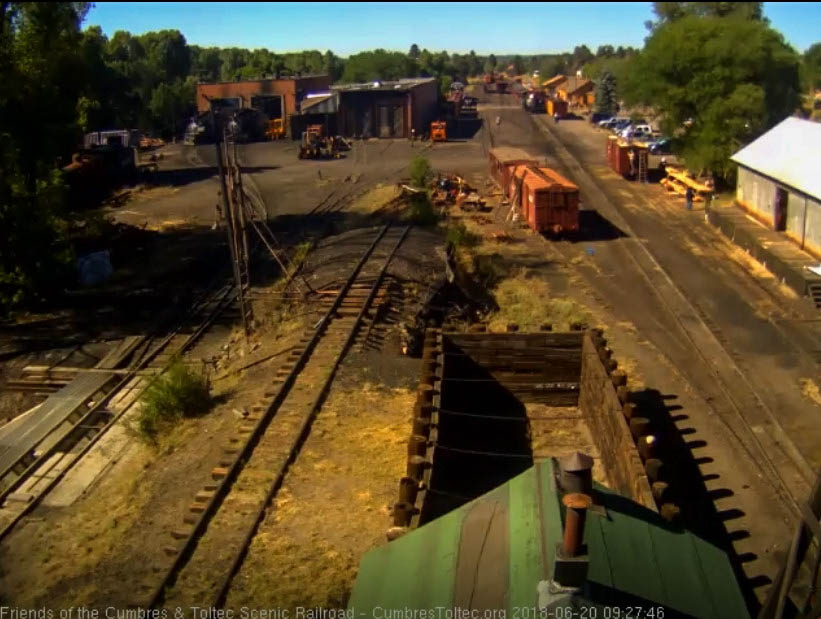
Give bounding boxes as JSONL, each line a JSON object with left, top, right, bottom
{"left": 731, "top": 117, "right": 821, "bottom": 254}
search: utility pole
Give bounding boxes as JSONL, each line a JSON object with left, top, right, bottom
{"left": 210, "top": 105, "right": 252, "bottom": 339}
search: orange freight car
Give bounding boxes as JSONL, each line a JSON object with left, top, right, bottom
{"left": 510, "top": 165, "right": 580, "bottom": 235}
{"left": 606, "top": 135, "right": 648, "bottom": 178}
{"left": 546, "top": 98, "right": 568, "bottom": 118}
{"left": 488, "top": 147, "right": 538, "bottom": 191}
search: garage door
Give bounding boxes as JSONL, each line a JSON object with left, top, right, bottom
{"left": 251, "top": 95, "right": 283, "bottom": 119}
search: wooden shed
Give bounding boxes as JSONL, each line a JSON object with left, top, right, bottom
{"left": 511, "top": 166, "right": 580, "bottom": 235}
{"left": 488, "top": 146, "right": 538, "bottom": 190}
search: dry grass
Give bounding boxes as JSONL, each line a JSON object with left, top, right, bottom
{"left": 799, "top": 378, "right": 821, "bottom": 408}
{"left": 487, "top": 268, "right": 590, "bottom": 332}
{"left": 0, "top": 447, "right": 153, "bottom": 606}
{"left": 348, "top": 183, "right": 401, "bottom": 215}
{"left": 226, "top": 380, "right": 414, "bottom": 609}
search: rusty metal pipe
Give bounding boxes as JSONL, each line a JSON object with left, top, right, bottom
{"left": 562, "top": 493, "right": 592, "bottom": 557}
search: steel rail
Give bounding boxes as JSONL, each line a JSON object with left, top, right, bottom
{"left": 145, "top": 224, "right": 396, "bottom": 608}
{"left": 210, "top": 224, "right": 411, "bottom": 608}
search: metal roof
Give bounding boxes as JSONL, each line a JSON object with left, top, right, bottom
{"left": 196, "top": 74, "right": 328, "bottom": 86}
{"left": 731, "top": 116, "right": 821, "bottom": 201}
{"left": 331, "top": 77, "right": 435, "bottom": 93}
{"left": 300, "top": 93, "right": 338, "bottom": 114}
{"left": 348, "top": 459, "right": 748, "bottom": 617}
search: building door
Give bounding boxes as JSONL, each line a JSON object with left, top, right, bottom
{"left": 392, "top": 105, "right": 404, "bottom": 137}
{"left": 774, "top": 186, "right": 788, "bottom": 231}
{"left": 251, "top": 95, "right": 283, "bottom": 119}
{"left": 378, "top": 106, "right": 391, "bottom": 138}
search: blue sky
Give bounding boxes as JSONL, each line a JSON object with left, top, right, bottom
{"left": 85, "top": 2, "right": 820, "bottom": 55}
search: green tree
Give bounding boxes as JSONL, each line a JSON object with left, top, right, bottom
{"left": 646, "top": 1, "right": 765, "bottom": 30}
{"left": 409, "top": 43, "right": 420, "bottom": 59}
{"left": 571, "top": 45, "right": 593, "bottom": 70}
{"left": 139, "top": 29, "right": 190, "bottom": 83}
{"left": 409, "top": 154, "right": 433, "bottom": 188}
{"left": 594, "top": 70, "right": 618, "bottom": 116}
{"left": 322, "top": 49, "right": 344, "bottom": 81}
{"left": 0, "top": 2, "right": 89, "bottom": 309}
{"left": 190, "top": 45, "right": 221, "bottom": 81}
{"left": 596, "top": 45, "right": 615, "bottom": 58}
{"left": 484, "top": 53, "right": 497, "bottom": 73}
{"left": 509, "top": 55, "right": 524, "bottom": 75}
{"left": 341, "top": 49, "right": 416, "bottom": 82}
{"left": 623, "top": 15, "right": 800, "bottom": 179}
{"left": 804, "top": 43, "right": 821, "bottom": 91}
{"left": 467, "top": 50, "right": 483, "bottom": 76}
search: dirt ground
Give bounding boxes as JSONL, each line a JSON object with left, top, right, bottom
{"left": 0, "top": 165, "right": 443, "bottom": 607}
{"left": 0, "top": 88, "right": 809, "bottom": 612}
{"left": 226, "top": 357, "right": 417, "bottom": 609}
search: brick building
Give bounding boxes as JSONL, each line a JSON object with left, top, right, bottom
{"left": 195, "top": 74, "right": 332, "bottom": 137}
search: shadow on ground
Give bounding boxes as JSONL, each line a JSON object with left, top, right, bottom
{"left": 630, "top": 388, "right": 765, "bottom": 615}
{"left": 553, "top": 209, "right": 628, "bottom": 243}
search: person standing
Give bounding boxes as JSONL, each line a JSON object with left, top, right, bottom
{"left": 685, "top": 186, "right": 694, "bottom": 211}
{"left": 554, "top": 112, "right": 559, "bottom": 124}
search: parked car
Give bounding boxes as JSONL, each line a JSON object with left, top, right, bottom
{"left": 611, "top": 119, "right": 632, "bottom": 131}
{"left": 620, "top": 124, "right": 653, "bottom": 140}
{"left": 648, "top": 137, "right": 674, "bottom": 154}
{"left": 599, "top": 117, "right": 625, "bottom": 129}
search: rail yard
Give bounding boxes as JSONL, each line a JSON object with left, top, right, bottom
{"left": 2, "top": 14, "right": 821, "bottom": 616}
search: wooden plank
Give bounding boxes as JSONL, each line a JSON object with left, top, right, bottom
{"left": 0, "top": 336, "right": 145, "bottom": 476}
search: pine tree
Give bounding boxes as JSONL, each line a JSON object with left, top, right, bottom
{"left": 594, "top": 70, "right": 618, "bottom": 116}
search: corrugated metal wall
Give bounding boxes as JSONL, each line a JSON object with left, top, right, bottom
{"left": 786, "top": 191, "right": 807, "bottom": 243}
{"left": 804, "top": 197, "right": 821, "bottom": 255}
{"left": 737, "top": 166, "right": 776, "bottom": 225}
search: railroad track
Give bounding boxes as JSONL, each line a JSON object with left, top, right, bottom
{"left": 0, "top": 278, "right": 238, "bottom": 540}
{"left": 139, "top": 223, "right": 410, "bottom": 609}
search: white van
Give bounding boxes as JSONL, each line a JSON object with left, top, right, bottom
{"left": 621, "top": 124, "right": 653, "bottom": 140}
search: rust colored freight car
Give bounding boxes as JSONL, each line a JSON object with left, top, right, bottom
{"left": 488, "top": 147, "right": 538, "bottom": 190}
{"left": 606, "top": 135, "right": 648, "bottom": 178}
{"left": 546, "top": 98, "right": 568, "bottom": 118}
{"left": 510, "top": 165, "right": 580, "bottom": 235}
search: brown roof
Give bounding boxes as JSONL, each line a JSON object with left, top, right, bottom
{"left": 542, "top": 74, "right": 567, "bottom": 88}
{"left": 558, "top": 76, "right": 593, "bottom": 95}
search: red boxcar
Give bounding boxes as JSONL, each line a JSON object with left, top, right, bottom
{"left": 488, "top": 147, "right": 538, "bottom": 190}
{"left": 511, "top": 165, "right": 580, "bottom": 234}
{"left": 606, "top": 135, "right": 648, "bottom": 178}
{"left": 546, "top": 98, "right": 568, "bottom": 118}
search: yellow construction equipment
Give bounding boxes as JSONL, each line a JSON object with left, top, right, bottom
{"left": 298, "top": 126, "right": 343, "bottom": 160}
{"left": 430, "top": 121, "right": 447, "bottom": 142}
{"left": 265, "top": 118, "right": 285, "bottom": 140}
